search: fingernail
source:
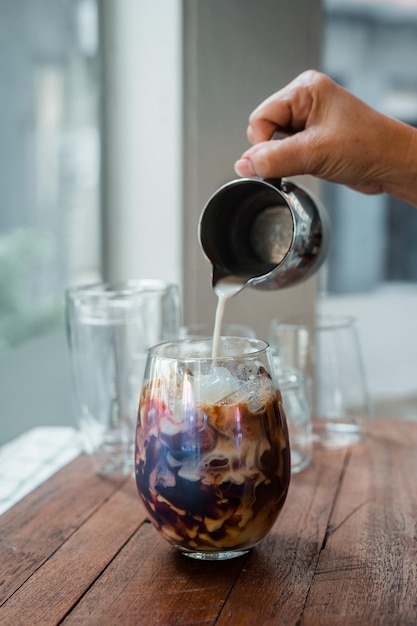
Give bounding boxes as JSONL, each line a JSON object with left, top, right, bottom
{"left": 234, "top": 157, "right": 257, "bottom": 178}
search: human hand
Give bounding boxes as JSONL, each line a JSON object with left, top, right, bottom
{"left": 234, "top": 70, "right": 417, "bottom": 206}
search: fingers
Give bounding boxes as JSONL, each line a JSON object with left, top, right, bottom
{"left": 246, "top": 93, "right": 298, "bottom": 144}
{"left": 234, "top": 68, "right": 417, "bottom": 207}
{"left": 236, "top": 70, "right": 371, "bottom": 181}
{"left": 246, "top": 70, "right": 323, "bottom": 144}
{"left": 247, "top": 118, "right": 279, "bottom": 145}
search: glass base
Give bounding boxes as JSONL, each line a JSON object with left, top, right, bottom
{"left": 83, "top": 435, "right": 135, "bottom": 478}
{"left": 313, "top": 420, "right": 363, "bottom": 450}
{"left": 291, "top": 449, "right": 312, "bottom": 473}
{"left": 181, "top": 549, "right": 250, "bottom": 561}
{"left": 90, "top": 448, "right": 134, "bottom": 479}
{"left": 96, "top": 458, "right": 134, "bottom": 478}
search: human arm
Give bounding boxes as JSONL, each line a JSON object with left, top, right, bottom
{"left": 234, "top": 70, "right": 417, "bottom": 208}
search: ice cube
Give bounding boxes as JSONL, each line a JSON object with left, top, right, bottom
{"left": 192, "top": 366, "right": 242, "bottom": 404}
{"left": 219, "top": 368, "right": 274, "bottom": 408}
{"left": 236, "top": 362, "right": 271, "bottom": 382}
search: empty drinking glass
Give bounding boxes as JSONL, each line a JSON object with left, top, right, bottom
{"left": 274, "top": 365, "right": 312, "bottom": 473}
{"left": 66, "top": 279, "right": 181, "bottom": 477}
{"left": 269, "top": 315, "right": 371, "bottom": 449}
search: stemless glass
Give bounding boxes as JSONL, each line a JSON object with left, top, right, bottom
{"left": 135, "top": 336, "right": 291, "bottom": 560}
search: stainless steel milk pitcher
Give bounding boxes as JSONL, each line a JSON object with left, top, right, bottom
{"left": 199, "top": 177, "right": 330, "bottom": 291}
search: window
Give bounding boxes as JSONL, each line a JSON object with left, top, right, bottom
{"left": 0, "top": 0, "right": 101, "bottom": 353}
{"left": 0, "top": 0, "right": 101, "bottom": 444}
{"left": 321, "top": 0, "right": 417, "bottom": 414}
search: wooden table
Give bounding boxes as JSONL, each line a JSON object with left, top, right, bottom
{"left": 1, "top": 419, "right": 417, "bottom": 625}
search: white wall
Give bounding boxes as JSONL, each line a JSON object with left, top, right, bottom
{"left": 100, "top": 0, "right": 182, "bottom": 286}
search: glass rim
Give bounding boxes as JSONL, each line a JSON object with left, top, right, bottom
{"left": 66, "top": 279, "right": 178, "bottom": 301}
{"left": 270, "top": 314, "right": 357, "bottom": 332}
{"left": 274, "top": 365, "right": 304, "bottom": 386}
{"left": 148, "top": 336, "right": 270, "bottom": 362}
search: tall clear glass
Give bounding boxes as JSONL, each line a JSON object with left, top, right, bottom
{"left": 135, "top": 336, "right": 291, "bottom": 560}
{"left": 269, "top": 315, "right": 371, "bottom": 449}
{"left": 275, "top": 365, "right": 312, "bottom": 474}
{"left": 66, "top": 279, "right": 181, "bottom": 477}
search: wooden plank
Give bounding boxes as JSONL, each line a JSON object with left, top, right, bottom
{"left": 2, "top": 419, "right": 416, "bottom": 625}
{"left": 63, "top": 522, "right": 246, "bottom": 626}
{"left": 0, "top": 478, "right": 146, "bottom": 626}
{"left": 0, "top": 455, "right": 131, "bottom": 604}
{"left": 215, "top": 449, "right": 347, "bottom": 625}
{"left": 303, "top": 420, "right": 417, "bottom": 625}
{"left": 63, "top": 450, "right": 346, "bottom": 626}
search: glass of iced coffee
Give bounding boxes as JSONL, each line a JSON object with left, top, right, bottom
{"left": 135, "top": 336, "right": 291, "bottom": 560}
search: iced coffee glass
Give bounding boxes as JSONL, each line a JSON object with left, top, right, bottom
{"left": 135, "top": 336, "right": 291, "bottom": 560}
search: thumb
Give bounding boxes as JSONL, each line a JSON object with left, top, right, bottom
{"left": 234, "top": 135, "right": 313, "bottom": 180}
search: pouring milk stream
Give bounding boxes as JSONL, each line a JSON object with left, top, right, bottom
{"left": 211, "top": 278, "right": 245, "bottom": 358}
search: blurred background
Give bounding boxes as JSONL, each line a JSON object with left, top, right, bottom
{"left": 1, "top": 0, "right": 416, "bottom": 445}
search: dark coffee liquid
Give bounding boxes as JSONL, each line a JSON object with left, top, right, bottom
{"left": 135, "top": 376, "right": 290, "bottom": 554}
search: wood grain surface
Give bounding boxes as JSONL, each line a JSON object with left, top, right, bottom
{"left": 1, "top": 420, "right": 416, "bottom": 625}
